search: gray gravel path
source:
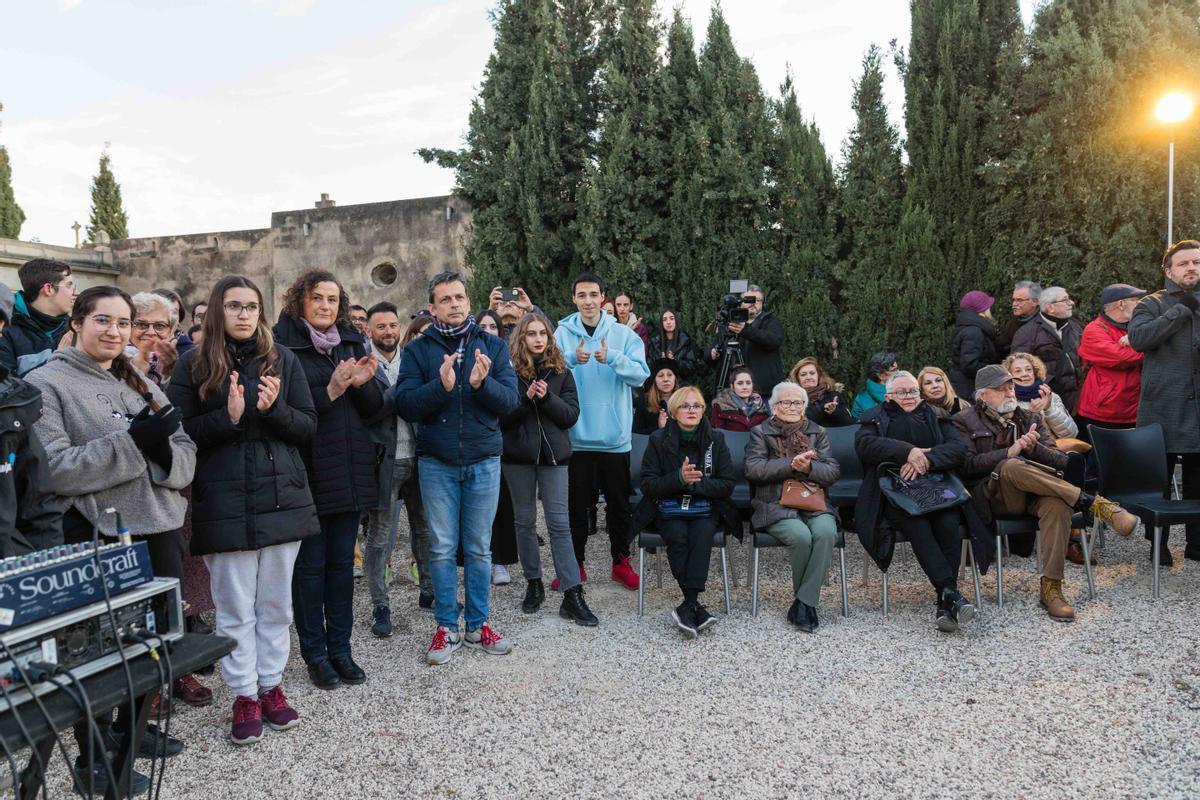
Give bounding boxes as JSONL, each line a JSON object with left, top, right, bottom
{"left": 43, "top": 522, "right": 1200, "bottom": 799}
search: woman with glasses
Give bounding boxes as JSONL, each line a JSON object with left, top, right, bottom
{"left": 631, "top": 386, "right": 738, "bottom": 638}
{"left": 273, "top": 270, "right": 384, "bottom": 690}
{"left": 130, "top": 291, "right": 180, "bottom": 385}
{"left": 854, "top": 370, "right": 977, "bottom": 633}
{"left": 27, "top": 286, "right": 196, "bottom": 793}
{"left": 167, "top": 275, "right": 319, "bottom": 745}
{"left": 744, "top": 382, "right": 840, "bottom": 633}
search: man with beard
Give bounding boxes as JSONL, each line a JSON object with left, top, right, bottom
{"left": 1129, "top": 239, "right": 1200, "bottom": 563}
{"left": 1011, "top": 286, "right": 1084, "bottom": 413}
{"left": 362, "top": 301, "right": 413, "bottom": 637}
{"left": 954, "top": 365, "right": 1136, "bottom": 621}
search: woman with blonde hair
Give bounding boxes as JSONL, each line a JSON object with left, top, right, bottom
{"left": 1003, "top": 352, "right": 1078, "bottom": 439}
{"left": 501, "top": 313, "right": 598, "bottom": 625}
{"left": 630, "top": 386, "right": 739, "bottom": 638}
{"left": 918, "top": 366, "right": 969, "bottom": 416}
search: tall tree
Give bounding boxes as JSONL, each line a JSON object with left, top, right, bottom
{"left": 900, "top": 0, "right": 1022, "bottom": 351}
{"left": 419, "top": 0, "right": 606, "bottom": 317}
{"left": 87, "top": 148, "right": 129, "bottom": 240}
{"left": 0, "top": 102, "right": 24, "bottom": 239}
{"left": 577, "top": 0, "right": 669, "bottom": 311}
{"left": 833, "top": 46, "right": 906, "bottom": 384}
{"left": 765, "top": 73, "right": 838, "bottom": 367}
{"left": 984, "top": 0, "right": 1200, "bottom": 313}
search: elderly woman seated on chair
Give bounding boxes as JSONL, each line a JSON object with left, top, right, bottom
{"left": 630, "top": 386, "right": 739, "bottom": 639}
{"left": 744, "top": 381, "right": 840, "bottom": 633}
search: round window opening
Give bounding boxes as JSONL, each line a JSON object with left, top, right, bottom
{"left": 371, "top": 262, "right": 398, "bottom": 288}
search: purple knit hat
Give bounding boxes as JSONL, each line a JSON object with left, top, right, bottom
{"left": 960, "top": 290, "right": 994, "bottom": 314}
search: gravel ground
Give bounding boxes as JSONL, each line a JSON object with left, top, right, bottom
{"left": 42, "top": 520, "right": 1200, "bottom": 799}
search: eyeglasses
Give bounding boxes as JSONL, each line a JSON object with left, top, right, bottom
{"left": 889, "top": 389, "right": 920, "bottom": 398}
{"left": 87, "top": 315, "right": 132, "bottom": 332}
{"left": 678, "top": 403, "right": 704, "bottom": 412}
{"left": 224, "top": 301, "right": 261, "bottom": 317}
{"left": 1049, "top": 297, "right": 1074, "bottom": 305}
{"left": 773, "top": 399, "right": 806, "bottom": 408}
{"left": 132, "top": 320, "right": 173, "bottom": 334}
{"left": 54, "top": 279, "right": 77, "bottom": 293}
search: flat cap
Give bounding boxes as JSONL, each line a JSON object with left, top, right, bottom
{"left": 975, "top": 364, "right": 1013, "bottom": 392}
{"left": 1099, "top": 283, "right": 1144, "bottom": 306}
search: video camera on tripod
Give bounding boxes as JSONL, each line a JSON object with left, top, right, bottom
{"left": 712, "top": 279, "right": 752, "bottom": 390}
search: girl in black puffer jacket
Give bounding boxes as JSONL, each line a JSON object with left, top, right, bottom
{"left": 169, "top": 274, "right": 320, "bottom": 744}
{"left": 501, "top": 314, "right": 597, "bottom": 625}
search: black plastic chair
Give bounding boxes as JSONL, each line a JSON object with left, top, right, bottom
{"left": 1089, "top": 423, "right": 1200, "bottom": 599}
{"left": 825, "top": 425, "right": 863, "bottom": 510}
{"left": 877, "top": 527, "right": 983, "bottom": 617}
{"left": 749, "top": 524, "right": 849, "bottom": 617}
{"left": 637, "top": 529, "right": 731, "bottom": 616}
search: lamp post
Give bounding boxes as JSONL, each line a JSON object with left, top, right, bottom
{"left": 1156, "top": 92, "right": 1195, "bottom": 244}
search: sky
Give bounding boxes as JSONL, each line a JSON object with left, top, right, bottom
{"left": 1, "top": 0, "right": 1036, "bottom": 245}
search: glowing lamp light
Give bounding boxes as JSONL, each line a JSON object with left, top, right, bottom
{"left": 1156, "top": 92, "right": 1195, "bottom": 125}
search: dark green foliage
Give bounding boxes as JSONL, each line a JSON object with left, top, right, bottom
{"left": 833, "top": 46, "right": 906, "bottom": 384}
{"left": 0, "top": 102, "right": 25, "bottom": 239}
{"left": 984, "top": 0, "right": 1200, "bottom": 320}
{"left": 87, "top": 149, "right": 129, "bottom": 240}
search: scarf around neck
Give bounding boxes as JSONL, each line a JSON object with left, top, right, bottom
{"left": 776, "top": 418, "right": 813, "bottom": 458}
{"left": 1014, "top": 379, "right": 1043, "bottom": 403}
{"left": 302, "top": 319, "right": 341, "bottom": 355}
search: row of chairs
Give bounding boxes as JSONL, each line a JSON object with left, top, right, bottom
{"left": 628, "top": 422, "right": 1194, "bottom": 617}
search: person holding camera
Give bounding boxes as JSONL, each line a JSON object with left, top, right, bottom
{"left": 707, "top": 285, "right": 784, "bottom": 396}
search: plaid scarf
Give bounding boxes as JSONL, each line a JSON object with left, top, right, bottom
{"left": 432, "top": 315, "right": 477, "bottom": 354}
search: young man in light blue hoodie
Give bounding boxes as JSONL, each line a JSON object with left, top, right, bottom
{"left": 555, "top": 272, "right": 650, "bottom": 590}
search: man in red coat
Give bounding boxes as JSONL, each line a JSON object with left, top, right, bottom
{"left": 1076, "top": 284, "right": 1145, "bottom": 436}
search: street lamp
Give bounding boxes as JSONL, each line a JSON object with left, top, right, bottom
{"left": 1156, "top": 92, "right": 1195, "bottom": 244}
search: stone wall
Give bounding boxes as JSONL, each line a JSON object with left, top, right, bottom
{"left": 0, "top": 238, "right": 119, "bottom": 293}
{"left": 108, "top": 194, "right": 471, "bottom": 319}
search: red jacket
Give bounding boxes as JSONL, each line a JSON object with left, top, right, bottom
{"left": 1076, "top": 315, "right": 1144, "bottom": 424}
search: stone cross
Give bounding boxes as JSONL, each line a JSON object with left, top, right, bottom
{"left": 71, "top": 221, "right": 81, "bottom": 248}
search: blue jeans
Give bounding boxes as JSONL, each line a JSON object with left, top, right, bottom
{"left": 419, "top": 456, "right": 501, "bottom": 630}
{"left": 292, "top": 510, "right": 359, "bottom": 664}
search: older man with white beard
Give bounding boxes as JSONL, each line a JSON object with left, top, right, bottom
{"left": 953, "top": 365, "right": 1136, "bottom": 621}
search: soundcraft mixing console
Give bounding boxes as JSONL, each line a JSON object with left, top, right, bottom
{"left": 0, "top": 542, "right": 184, "bottom": 710}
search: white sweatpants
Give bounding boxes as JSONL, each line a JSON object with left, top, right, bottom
{"left": 204, "top": 541, "right": 301, "bottom": 700}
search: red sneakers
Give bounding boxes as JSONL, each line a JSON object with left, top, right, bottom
{"left": 258, "top": 686, "right": 300, "bottom": 731}
{"left": 611, "top": 556, "right": 639, "bottom": 590}
{"left": 230, "top": 695, "right": 263, "bottom": 745}
{"left": 551, "top": 564, "right": 587, "bottom": 592}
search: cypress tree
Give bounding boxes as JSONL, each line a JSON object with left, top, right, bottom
{"left": 577, "top": 0, "right": 669, "bottom": 312}
{"left": 985, "top": 0, "right": 1200, "bottom": 315}
{"left": 0, "top": 102, "right": 25, "bottom": 239}
{"left": 765, "top": 73, "right": 838, "bottom": 368}
{"left": 87, "top": 148, "right": 129, "bottom": 240}
{"left": 900, "top": 0, "right": 1021, "bottom": 360}
{"left": 833, "top": 46, "right": 905, "bottom": 385}
{"left": 419, "top": 0, "right": 604, "bottom": 316}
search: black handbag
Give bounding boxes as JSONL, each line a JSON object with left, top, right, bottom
{"left": 878, "top": 463, "right": 970, "bottom": 517}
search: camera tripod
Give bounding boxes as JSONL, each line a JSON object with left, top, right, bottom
{"left": 713, "top": 331, "right": 744, "bottom": 392}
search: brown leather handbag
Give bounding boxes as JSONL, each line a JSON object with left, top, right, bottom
{"left": 781, "top": 479, "right": 826, "bottom": 512}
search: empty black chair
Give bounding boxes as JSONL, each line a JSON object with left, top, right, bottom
{"left": 1090, "top": 423, "right": 1200, "bottom": 599}
{"left": 825, "top": 425, "right": 862, "bottom": 511}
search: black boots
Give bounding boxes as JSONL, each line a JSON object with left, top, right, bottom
{"left": 559, "top": 586, "right": 599, "bottom": 626}
{"left": 789, "top": 599, "right": 816, "bottom": 634}
{"left": 522, "top": 579, "right": 545, "bottom": 614}
{"left": 330, "top": 655, "right": 366, "bottom": 685}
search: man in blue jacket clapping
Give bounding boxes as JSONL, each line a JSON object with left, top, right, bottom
{"left": 554, "top": 273, "right": 650, "bottom": 590}
{"left": 395, "top": 272, "right": 519, "bottom": 666}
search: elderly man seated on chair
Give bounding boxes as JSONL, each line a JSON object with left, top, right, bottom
{"left": 952, "top": 365, "right": 1137, "bottom": 621}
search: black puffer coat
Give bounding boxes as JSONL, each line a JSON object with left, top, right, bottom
{"left": 649, "top": 329, "right": 700, "bottom": 378}
{"left": 273, "top": 314, "right": 386, "bottom": 515}
{"left": 168, "top": 341, "right": 320, "bottom": 554}
{"left": 949, "top": 309, "right": 999, "bottom": 399}
{"left": 501, "top": 368, "right": 579, "bottom": 466}
{"left": 854, "top": 401, "right": 992, "bottom": 573}
{"left": 0, "top": 365, "right": 63, "bottom": 556}
{"left": 630, "top": 419, "right": 742, "bottom": 542}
